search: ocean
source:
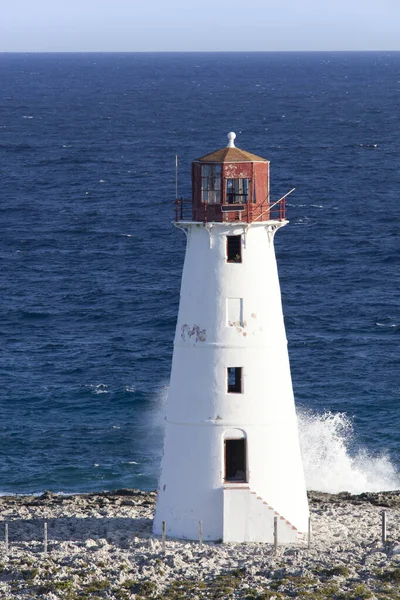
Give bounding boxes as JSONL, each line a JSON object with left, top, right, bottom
{"left": 0, "top": 52, "right": 399, "bottom": 495}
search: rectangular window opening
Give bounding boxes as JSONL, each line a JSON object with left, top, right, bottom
{"left": 227, "top": 367, "right": 242, "bottom": 393}
{"left": 226, "top": 235, "right": 242, "bottom": 263}
{"left": 227, "top": 297, "right": 243, "bottom": 327}
{"left": 225, "top": 439, "right": 246, "bottom": 482}
{"left": 226, "top": 178, "right": 250, "bottom": 204}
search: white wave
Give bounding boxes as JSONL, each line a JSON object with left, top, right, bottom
{"left": 298, "top": 409, "right": 400, "bottom": 494}
{"left": 86, "top": 383, "right": 109, "bottom": 394}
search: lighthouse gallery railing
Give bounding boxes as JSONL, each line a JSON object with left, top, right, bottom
{"left": 175, "top": 194, "right": 289, "bottom": 223}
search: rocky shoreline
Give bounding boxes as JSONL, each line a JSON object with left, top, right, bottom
{"left": 1, "top": 489, "right": 400, "bottom": 599}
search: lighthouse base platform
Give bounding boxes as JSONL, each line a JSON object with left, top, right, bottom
{"left": 153, "top": 486, "right": 305, "bottom": 544}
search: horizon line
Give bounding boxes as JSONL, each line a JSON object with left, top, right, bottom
{"left": 1, "top": 49, "right": 400, "bottom": 54}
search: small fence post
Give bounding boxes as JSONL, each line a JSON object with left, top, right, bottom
{"left": 199, "top": 520, "right": 203, "bottom": 550}
{"left": 161, "top": 521, "right": 166, "bottom": 554}
{"left": 274, "top": 516, "right": 278, "bottom": 553}
{"left": 44, "top": 522, "right": 48, "bottom": 554}
{"left": 5, "top": 523, "right": 8, "bottom": 554}
{"left": 382, "top": 511, "right": 387, "bottom": 545}
{"left": 308, "top": 516, "right": 311, "bottom": 549}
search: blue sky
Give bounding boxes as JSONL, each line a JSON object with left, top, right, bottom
{"left": 1, "top": 0, "right": 399, "bottom": 52}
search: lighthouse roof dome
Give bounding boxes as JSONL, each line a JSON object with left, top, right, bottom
{"left": 194, "top": 132, "right": 268, "bottom": 164}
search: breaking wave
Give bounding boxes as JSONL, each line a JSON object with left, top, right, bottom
{"left": 298, "top": 410, "right": 400, "bottom": 494}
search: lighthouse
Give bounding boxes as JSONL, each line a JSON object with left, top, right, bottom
{"left": 153, "top": 133, "right": 309, "bottom": 543}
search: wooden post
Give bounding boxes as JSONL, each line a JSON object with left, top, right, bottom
{"left": 382, "top": 511, "right": 387, "bottom": 545}
{"left": 5, "top": 523, "right": 8, "bottom": 553}
{"left": 199, "top": 520, "right": 203, "bottom": 550}
{"left": 44, "top": 522, "right": 48, "bottom": 554}
{"left": 308, "top": 516, "right": 311, "bottom": 549}
{"left": 161, "top": 520, "right": 166, "bottom": 554}
{"left": 274, "top": 516, "right": 278, "bottom": 552}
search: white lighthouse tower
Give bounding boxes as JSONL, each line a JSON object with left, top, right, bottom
{"left": 153, "top": 133, "right": 309, "bottom": 543}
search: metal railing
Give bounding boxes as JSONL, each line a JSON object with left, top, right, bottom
{"left": 174, "top": 194, "right": 289, "bottom": 223}
{"left": 174, "top": 198, "right": 192, "bottom": 221}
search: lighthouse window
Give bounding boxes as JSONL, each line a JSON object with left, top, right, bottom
{"left": 201, "top": 164, "right": 221, "bottom": 204}
{"left": 226, "top": 178, "right": 250, "bottom": 204}
{"left": 225, "top": 439, "right": 246, "bottom": 482}
{"left": 227, "top": 367, "right": 242, "bottom": 393}
{"left": 226, "top": 235, "right": 242, "bottom": 263}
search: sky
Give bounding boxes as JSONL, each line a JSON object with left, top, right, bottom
{"left": 1, "top": 0, "right": 399, "bottom": 52}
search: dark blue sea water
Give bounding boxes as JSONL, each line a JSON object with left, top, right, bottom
{"left": 0, "top": 52, "right": 399, "bottom": 495}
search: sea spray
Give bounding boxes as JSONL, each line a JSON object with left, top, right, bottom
{"left": 298, "top": 409, "right": 400, "bottom": 494}
{"left": 153, "top": 387, "right": 400, "bottom": 495}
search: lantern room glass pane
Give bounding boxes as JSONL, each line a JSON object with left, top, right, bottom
{"left": 201, "top": 164, "right": 221, "bottom": 204}
{"left": 226, "top": 178, "right": 250, "bottom": 204}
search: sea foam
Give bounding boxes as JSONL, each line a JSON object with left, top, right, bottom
{"left": 298, "top": 409, "right": 400, "bottom": 494}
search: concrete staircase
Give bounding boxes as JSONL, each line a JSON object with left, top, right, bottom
{"left": 223, "top": 486, "right": 305, "bottom": 543}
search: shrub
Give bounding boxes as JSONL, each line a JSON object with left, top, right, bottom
{"left": 323, "top": 565, "right": 350, "bottom": 578}
{"left": 378, "top": 568, "right": 400, "bottom": 583}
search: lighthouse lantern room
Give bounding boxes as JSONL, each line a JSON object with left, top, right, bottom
{"left": 154, "top": 133, "right": 309, "bottom": 543}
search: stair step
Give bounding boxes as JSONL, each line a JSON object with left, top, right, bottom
{"left": 250, "top": 488, "right": 299, "bottom": 536}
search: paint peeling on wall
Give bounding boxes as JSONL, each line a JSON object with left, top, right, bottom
{"left": 181, "top": 324, "right": 207, "bottom": 343}
{"left": 224, "top": 164, "right": 247, "bottom": 178}
{"left": 227, "top": 319, "right": 248, "bottom": 336}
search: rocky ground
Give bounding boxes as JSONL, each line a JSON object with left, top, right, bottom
{"left": 0, "top": 489, "right": 400, "bottom": 599}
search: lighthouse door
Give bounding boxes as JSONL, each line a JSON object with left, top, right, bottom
{"left": 224, "top": 439, "right": 247, "bottom": 482}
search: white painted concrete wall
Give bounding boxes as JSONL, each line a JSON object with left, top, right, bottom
{"left": 153, "top": 221, "right": 309, "bottom": 542}
{"left": 223, "top": 487, "right": 299, "bottom": 543}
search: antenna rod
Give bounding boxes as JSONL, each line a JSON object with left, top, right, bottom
{"left": 175, "top": 154, "right": 178, "bottom": 201}
{"left": 268, "top": 187, "right": 296, "bottom": 211}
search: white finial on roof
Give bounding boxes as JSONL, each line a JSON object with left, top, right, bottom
{"left": 227, "top": 131, "right": 236, "bottom": 148}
